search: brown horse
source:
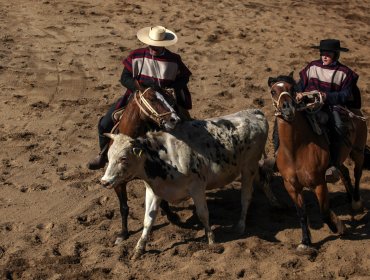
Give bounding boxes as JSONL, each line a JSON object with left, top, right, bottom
{"left": 268, "top": 73, "right": 367, "bottom": 255}
{"left": 110, "top": 87, "right": 189, "bottom": 244}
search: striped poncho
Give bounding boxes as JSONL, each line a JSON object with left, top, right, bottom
{"left": 298, "top": 59, "right": 361, "bottom": 108}
{"left": 118, "top": 47, "right": 192, "bottom": 109}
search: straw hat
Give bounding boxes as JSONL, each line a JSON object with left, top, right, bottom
{"left": 137, "top": 26, "right": 178, "bottom": 47}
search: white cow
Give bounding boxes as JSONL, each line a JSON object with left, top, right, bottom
{"left": 101, "top": 109, "right": 270, "bottom": 258}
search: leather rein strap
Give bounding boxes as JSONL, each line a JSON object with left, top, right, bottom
{"left": 134, "top": 88, "right": 173, "bottom": 126}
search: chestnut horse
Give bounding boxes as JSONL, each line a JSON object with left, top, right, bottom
{"left": 110, "top": 87, "right": 189, "bottom": 244}
{"left": 268, "top": 74, "right": 367, "bottom": 255}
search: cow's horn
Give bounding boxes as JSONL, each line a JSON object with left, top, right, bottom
{"left": 104, "top": 133, "right": 117, "bottom": 140}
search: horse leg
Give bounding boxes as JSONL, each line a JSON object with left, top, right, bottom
{"left": 352, "top": 160, "right": 364, "bottom": 211}
{"left": 349, "top": 148, "right": 364, "bottom": 211}
{"left": 338, "top": 164, "right": 354, "bottom": 202}
{"left": 160, "top": 200, "right": 181, "bottom": 225}
{"left": 284, "top": 182, "right": 315, "bottom": 254}
{"left": 338, "top": 162, "right": 363, "bottom": 211}
{"left": 314, "top": 184, "right": 345, "bottom": 235}
{"left": 114, "top": 183, "right": 129, "bottom": 244}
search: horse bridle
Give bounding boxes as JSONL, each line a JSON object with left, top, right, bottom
{"left": 271, "top": 82, "right": 324, "bottom": 118}
{"left": 134, "top": 88, "right": 175, "bottom": 127}
{"left": 270, "top": 82, "right": 297, "bottom": 118}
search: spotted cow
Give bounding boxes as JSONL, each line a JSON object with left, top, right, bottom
{"left": 101, "top": 109, "right": 270, "bottom": 258}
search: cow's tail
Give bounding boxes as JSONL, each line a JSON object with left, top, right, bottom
{"left": 256, "top": 155, "right": 281, "bottom": 208}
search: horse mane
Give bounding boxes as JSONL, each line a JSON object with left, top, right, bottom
{"left": 277, "top": 75, "right": 300, "bottom": 93}
{"left": 275, "top": 75, "right": 296, "bottom": 86}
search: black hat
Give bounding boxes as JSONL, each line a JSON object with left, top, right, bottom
{"left": 311, "top": 39, "right": 349, "bottom": 52}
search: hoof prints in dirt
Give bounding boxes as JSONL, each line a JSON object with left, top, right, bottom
{"left": 19, "top": 184, "right": 49, "bottom": 192}
{"left": 1, "top": 254, "right": 112, "bottom": 280}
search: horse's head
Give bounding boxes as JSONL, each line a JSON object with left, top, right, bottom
{"left": 135, "top": 87, "right": 180, "bottom": 130}
{"left": 268, "top": 73, "right": 297, "bottom": 122}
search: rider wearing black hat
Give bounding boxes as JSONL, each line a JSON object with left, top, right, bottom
{"left": 296, "top": 39, "right": 361, "bottom": 183}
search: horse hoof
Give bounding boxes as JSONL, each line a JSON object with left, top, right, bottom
{"left": 115, "top": 233, "right": 129, "bottom": 245}
{"left": 233, "top": 222, "right": 245, "bottom": 235}
{"left": 351, "top": 199, "right": 363, "bottom": 212}
{"left": 296, "top": 244, "right": 317, "bottom": 256}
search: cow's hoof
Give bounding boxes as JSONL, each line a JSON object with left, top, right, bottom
{"left": 131, "top": 249, "right": 144, "bottom": 260}
{"left": 330, "top": 212, "right": 346, "bottom": 235}
{"left": 115, "top": 237, "right": 124, "bottom": 245}
{"left": 207, "top": 232, "right": 215, "bottom": 245}
{"left": 336, "top": 219, "right": 347, "bottom": 236}
{"left": 296, "top": 244, "right": 317, "bottom": 256}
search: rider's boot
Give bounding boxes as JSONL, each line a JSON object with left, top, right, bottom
{"left": 325, "top": 110, "right": 349, "bottom": 183}
{"left": 87, "top": 153, "right": 107, "bottom": 170}
{"left": 87, "top": 145, "right": 108, "bottom": 170}
{"left": 325, "top": 136, "right": 343, "bottom": 183}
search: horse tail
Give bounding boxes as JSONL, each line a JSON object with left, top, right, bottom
{"left": 363, "top": 145, "right": 370, "bottom": 170}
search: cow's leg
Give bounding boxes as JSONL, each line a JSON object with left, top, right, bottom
{"left": 114, "top": 183, "right": 129, "bottom": 244}
{"left": 235, "top": 169, "right": 255, "bottom": 234}
{"left": 314, "top": 183, "right": 345, "bottom": 235}
{"left": 132, "top": 184, "right": 161, "bottom": 259}
{"left": 160, "top": 200, "right": 181, "bottom": 225}
{"left": 190, "top": 187, "right": 214, "bottom": 244}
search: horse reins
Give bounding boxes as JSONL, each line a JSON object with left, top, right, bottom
{"left": 134, "top": 88, "right": 174, "bottom": 127}
{"left": 271, "top": 82, "right": 326, "bottom": 116}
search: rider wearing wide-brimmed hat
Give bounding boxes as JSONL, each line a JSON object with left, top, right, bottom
{"left": 296, "top": 39, "right": 361, "bottom": 182}
{"left": 87, "top": 26, "right": 192, "bottom": 170}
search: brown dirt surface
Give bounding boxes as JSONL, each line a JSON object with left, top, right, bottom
{"left": 0, "top": 0, "right": 370, "bottom": 279}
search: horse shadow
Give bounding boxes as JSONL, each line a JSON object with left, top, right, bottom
{"left": 166, "top": 174, "right": 370, "bottom": 246}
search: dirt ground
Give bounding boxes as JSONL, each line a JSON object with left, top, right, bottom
{"left": 1, "top": 0, "right": 370, "bottom": 279}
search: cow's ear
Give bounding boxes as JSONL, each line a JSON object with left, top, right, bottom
{"left": 131, "top": 139, "right": 145, "bottom": 157}
{"left": 104, "top": 133, "right": 117, "bottom": 140}
{"left": 132, "top": 147, "right": 143, "bottom": 157}
{"left": 288, "top": 71, "right": 294, "bottom": 78}
{"left": 268, "top": 77, "right": 277, "bottom": 87}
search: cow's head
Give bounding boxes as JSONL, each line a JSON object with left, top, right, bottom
{"left": 100, "top": 133, "right": 145, "bottom": 189}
